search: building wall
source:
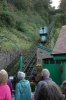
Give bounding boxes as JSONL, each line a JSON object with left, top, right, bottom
{"left": 36, "top": 48, "right": 51, "bottom": 65}
{"left": 42, "top": 59, "right": 62, "bottom": 85}
{"left": 62, "top": 62, "right": 66, "bottom": 81}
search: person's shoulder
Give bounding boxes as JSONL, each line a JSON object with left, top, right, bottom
{"left": 42, "top": 78, "right": 52, "bottom": 82}
{"left": 25, "top": 79, "right": 30, "bottom": 83}
{"left": 3, "top": 84, "right": 10, "bottom": 91}
{"left": 16, "top": 81, "right": 21, "bottom": 86}
{"left": 37, "top": 78, "right": 52, "bottom": 85}
{"left": 38, "top": 80, "right": 45, "bottom": 85}
{"left": 5, "top": 84, "right": 10, "bottom": 88}
{"left": 24, "top": 80, "right": 31, "bottom": 85}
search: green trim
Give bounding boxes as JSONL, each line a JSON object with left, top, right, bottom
{"left": 36, "top": 45, "right": 52, "bottom": 53}
{"left": 53, "top": 55, "right": 66, "bottom": 60}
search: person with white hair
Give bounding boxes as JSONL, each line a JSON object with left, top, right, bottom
{"left": 0, "top": 69, "right": 12, "bottom": 100}
{"left": 34, "top": 68, "right": 54, "bottom": 100}
{"left": 15, "top": 71, "right": 31, "bottom": 100}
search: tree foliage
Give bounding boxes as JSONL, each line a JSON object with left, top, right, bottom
{"left": 0, "top": 11, "right": 14, "bottom": 27}
{"left": 7, "top": 0, "right": 51, "bottom": 12}
{"left": 34, "top": 0, "right": 51, "bottom": 11}
{"left": 7, "top": 0, "right": 33, "bottom": 11}
{"left": 59, "top": 0, "right": 66, "bottom": 13}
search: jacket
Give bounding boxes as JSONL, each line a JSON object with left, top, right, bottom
{"left": 0, "top": 84, "right": 12, "bottom": 100}
{"left": 15, "top": 79, "right": 31, "bottom": 100}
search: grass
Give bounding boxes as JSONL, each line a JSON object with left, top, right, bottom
{"left": 0, "top": 26, "right": 39, "bottom": 52}
{"left": 0, "top": 3, "right": 55, "bottom": 53}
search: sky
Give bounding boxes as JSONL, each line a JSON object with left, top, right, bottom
{"left": 51, "top": 0, "right": 60, "bottom": 9}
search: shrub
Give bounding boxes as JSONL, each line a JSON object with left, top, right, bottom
{"left": 12, "top": 0, "right": 29, "bottom": 11}
{"left": 0, "top": 11, "right": 14, "bottom": 27}
{"left": 15, "top": 21, "right": 24, "bottom": 32}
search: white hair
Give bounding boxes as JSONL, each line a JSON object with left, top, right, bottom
{"left": 42, "top": 69, "right": 50, "bottom": 78}
{"left": 17, "top": 71, "right": 25, "bottom": 80}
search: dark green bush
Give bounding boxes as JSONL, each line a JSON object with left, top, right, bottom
{"left": 12, "top": 0, "right": 28, "bottom": 11}
{"left": 8, "top": 0, "right": 33, "bottom": 11}
{"left": 0, "top": 11, "right": 14, "bottom": 27}
{"left": 15, "top": 21, "right": 25, "bottom": 32}
{"left": 0, "top": 20, "right": 4, "bottom": 27}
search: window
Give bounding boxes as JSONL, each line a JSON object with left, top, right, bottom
{"left": 50, "top": 58, "right": 55, "bottom": 64}
{"left": 44, "top": 59, "right": 48, "bottom": 64}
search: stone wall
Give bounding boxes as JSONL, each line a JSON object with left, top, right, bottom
{"left": 0, "top": 52, "right": 19, "bottom": 70}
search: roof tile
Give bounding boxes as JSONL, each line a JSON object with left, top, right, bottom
{"left": 52, "top": 25, "right": 66, "bottom": 54}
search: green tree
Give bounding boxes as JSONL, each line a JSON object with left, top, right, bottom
{"left": 7, "top": 0, "right": 33, "bottom": 11}
{"left": 34, "top": 0, "right": 51, "bottom": 11}
{"left": 59, "top": 0, "right": 66, "bottom": 13}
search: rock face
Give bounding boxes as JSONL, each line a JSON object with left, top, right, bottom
{"left": 0, "top": 52, "right": 19, "bottom": 70}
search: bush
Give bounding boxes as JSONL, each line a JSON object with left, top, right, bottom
{"left": 15, "top": 21, "right": 24, "bottom": 32}
{"left": 0, "top": 20, "right": 4, "bottom": 27}
{"left": 0, "top": 11, "right": 15, "bottom": 27}
{"left": 12, "top": 0, "right": 29, "bottom": 11}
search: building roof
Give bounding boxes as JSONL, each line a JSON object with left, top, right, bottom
{"left": 42, "top": 56, "right": 53, "bottom": 60}
{"left": 52, "top": 25, "right": 66, "bottom": 55}
{"left": 36, "top": 44, "right": 52, "bottom": 53}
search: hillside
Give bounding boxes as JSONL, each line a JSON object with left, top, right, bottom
{"left": 0, "top": 0, "right": 63, "bottom": 71}
{"left": 0, "top": 0, "right": 64, "bottom": 54}
{"left": 0, "top": 0, "right": 51, "bottom": 54}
